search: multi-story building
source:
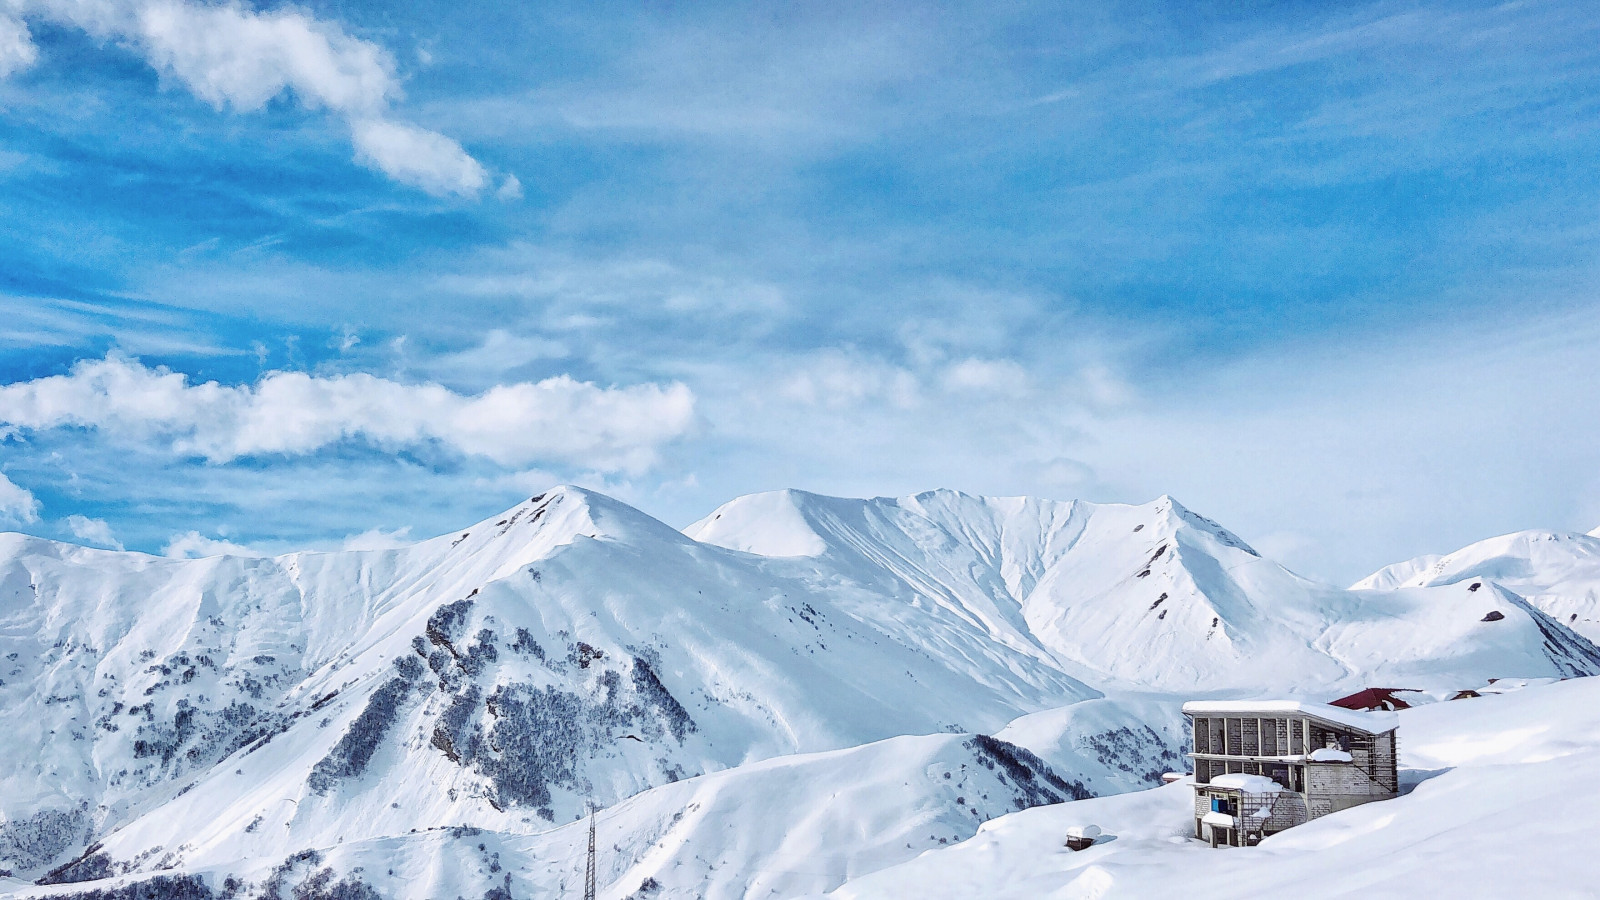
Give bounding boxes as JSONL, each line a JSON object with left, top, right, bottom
{"left": 1183, "top": 700, "right": 1399, "bottom": 847}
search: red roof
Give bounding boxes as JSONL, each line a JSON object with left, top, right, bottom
{"left": 1329, "top": 688, "right": 1421, "bottom": 711}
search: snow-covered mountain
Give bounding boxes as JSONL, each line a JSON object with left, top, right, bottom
{"left": 1, "top": 486, "right": 1597, "bottom": 899}
{"left": 690, "top": 490, "right": 1600, "bottom": 690}
{"left": 1356, "top": 528, "right": 1600, "bottom": 643}
{"left": 2, "top": 701, "right": 1186, "bottom": 900}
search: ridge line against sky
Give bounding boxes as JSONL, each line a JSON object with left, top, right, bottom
{"left": 1, "top": 0, "right": 1599, "bottom": 582}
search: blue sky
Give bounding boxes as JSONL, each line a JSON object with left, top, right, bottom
{"left": 2, "top": 0, "right": 1599, "bottom": 582}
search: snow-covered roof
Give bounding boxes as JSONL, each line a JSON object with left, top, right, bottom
{"left": 1208, "top": 773, "right": 1284, "bottom": 793}
{"left": 1182, "top": 700, "right": 1398, "bottom": 733}
{"left": 1479, "top": 677, "right": 1560, "bottom": 694}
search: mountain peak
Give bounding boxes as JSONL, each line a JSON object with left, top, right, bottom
{"left": 438, "top": 484, "right": 696, "bottom": 570}
{"left": 683, "top": 488, "right": 830, "bottom": 557}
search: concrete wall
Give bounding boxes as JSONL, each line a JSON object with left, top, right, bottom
{"left": 1193, "top": 788, "right": 1308, "bottom": 835}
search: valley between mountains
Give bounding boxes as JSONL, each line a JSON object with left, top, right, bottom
{"left": 2, "top": 487, "right": 1596, "bottom": 899}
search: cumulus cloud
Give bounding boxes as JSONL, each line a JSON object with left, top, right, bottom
{"left": 351, "top": 117, "right": 487, "bottom": 197}
{"left": 340, "top": 526, "right": 412, "bottom": 550}
{"left": 5, "top": 0, "right": 486, "bottom": 195}
{"left": 0, "top": 471, "right": 40, "bottom": 524}
{"left": 0, "top": 14, "right": 38, "bottom": 77}
{"left": 0, "top": 354, "right": 696, "bottom": 474}
{"left": 65, "top": 514, "right": 124, "bottom": 550}
{"left": 162, "top": 530, "right": 266, "bottom": 558}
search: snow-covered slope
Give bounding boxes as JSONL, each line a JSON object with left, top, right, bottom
{"left": 2, "top": 486, "right": 1597, "bottom": 897}
{"left": 1, "top": 703, "right": 1188, "bottom": 900}
{"left": 1356, "top": 529, "right": 1600, "bottom": 643}
{"left": 824, "top": 676, "right": 1600, "bottom": 899}
{"left": 691, "top": 490, "right": 1600, "bottom": 691}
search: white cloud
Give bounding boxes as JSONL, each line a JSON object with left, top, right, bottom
{"left": 0, "top": 354, "right": 696, "bottom": 474}
{"left": 65, "top": 514, "right": 124, "bottom": 550}
{"left": 351, "top": 117, "right": 487, "bottom": 197}
{"left": 941, "top": 358, "right": 1029, "bottom": 394}
{"left": 9, "top": 0, "right": 486, "bottom": 195}
{"left": 0, "top": 14, "right": 38, "bottom": 77}
{"left": 0, "top": 471, "right": 40, "bottom": 524}
{"left": 341, "top": 526, "right": 411, "bottom": 550}
{"left": 128, "top": 0, "right": 395, "bottom": 114}
{"left": 162, "top": 530, "right": 266, "bottom": 558}
{"left": 496, "top": 174, "right": 523, "bottom": 202}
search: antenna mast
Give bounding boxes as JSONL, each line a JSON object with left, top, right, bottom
{"left": 583, "top": 806, "right": 597, "bottom": 900}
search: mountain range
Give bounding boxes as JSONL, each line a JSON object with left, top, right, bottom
{"left": 1, "top": 487, "right": 1596, "bottom": 899}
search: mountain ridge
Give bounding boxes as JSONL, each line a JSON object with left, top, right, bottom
{"left": 1356, "top": 527, "right": 1600, "bottom": 643}
{"left": 3, "top": 485, "right": 1598, "bottom": 897}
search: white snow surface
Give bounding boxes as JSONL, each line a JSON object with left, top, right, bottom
{"left": 1356, "top": 528, "right": 1600, "bottom": 643}
{"left": 2, "top": 485, "right": 1599, "bottom": 898}
{"left": 1181, "top": 700, "right": 1398, "bottom": 733}
{"left": 825, "top": 676, "right": 1600, "bottom": 900}
{"left": 1206, "top": 773, "right": 1283, "bottom": 792}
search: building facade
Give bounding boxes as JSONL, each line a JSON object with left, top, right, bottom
{"left": 1183, "top": 700, "right": 1399, "bottom": 847}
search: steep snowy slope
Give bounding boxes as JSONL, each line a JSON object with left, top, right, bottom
{"left": 691, "top": 490, "right": 1600, "bottom": 691}
{"left": 825, "top": 676, "right": 1600, "bottom": 900}
{"left": 1356, "top": 529, "right": 1600, "bottom": 643}
{"left": 1, "top": 695, "right": 1189, "bottom": 900}
{"left": 0, "top": 487, "right": 1094, "bottom": 884}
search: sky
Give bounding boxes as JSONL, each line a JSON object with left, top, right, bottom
{"left": 1, "top": 0, "right": 1599, "bottom": 584}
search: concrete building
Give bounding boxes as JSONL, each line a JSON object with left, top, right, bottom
{"left": 1183, "top": 700, "right": 1399, "bottom": 847}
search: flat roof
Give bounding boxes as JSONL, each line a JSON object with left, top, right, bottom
{"left": 1182, "top": 700, "right": 1398, "bottom": 733}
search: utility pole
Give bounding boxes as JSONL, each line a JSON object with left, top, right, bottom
{"left": 583, "top": 806, "right": 597, "bottom": 900}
